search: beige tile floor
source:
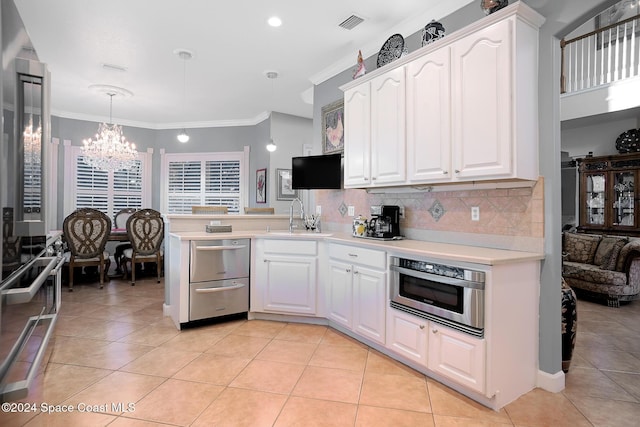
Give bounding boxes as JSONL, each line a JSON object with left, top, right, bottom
{"left": 2, "top": 276, "right": 640, "bottom": 426}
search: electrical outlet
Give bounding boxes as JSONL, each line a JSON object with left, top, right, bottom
{"left": 316, "top": 205, "right": 322, "bottom": 215}
{"left": 471, "top": 206, "right": 480, "bottom": 221}
{"left": 348, "top": 206, "right": 355, "bottom": 217}
{"left": 399, "top": 206, "right": 405, "bottom": 218}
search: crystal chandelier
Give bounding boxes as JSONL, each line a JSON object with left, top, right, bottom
{"left": 23, "top": 115, "right": 42, "bottom": 165}
{"left": 82, "top": 93, "right": 137, "bottom": 171}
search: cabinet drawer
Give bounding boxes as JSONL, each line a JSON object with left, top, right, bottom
{"left": 263, "top": 239, "right": 317, "bottom": 256}
{"left": 329, "top": 243, "right": 385, "bottom": 269}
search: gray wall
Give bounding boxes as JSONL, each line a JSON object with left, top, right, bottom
{"left": 52, "top": 114, "right": 311, "bottom": 226}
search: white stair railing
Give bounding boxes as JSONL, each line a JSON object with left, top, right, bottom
{"left": 561, "top": 13, "right": 640, "bottom": 94}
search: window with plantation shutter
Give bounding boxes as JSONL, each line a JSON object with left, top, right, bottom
{"left": 23, "top": 160, "right": 41, "bottom": 213}
{"left": 163, "top": 151, "right": 246, "bottom": 214}
{"left": 64, "top": 145, "right": 151, "bottom": 221}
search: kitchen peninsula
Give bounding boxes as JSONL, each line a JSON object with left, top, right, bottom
{"left": 165, "top": 213, "right": 543, "bottom": 410}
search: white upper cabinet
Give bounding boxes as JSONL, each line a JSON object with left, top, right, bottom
{"left": 344, "top": 67, "right": 406, "bottom": 188}
{"left": 370, "top": 68, "right": 406, "bottom": 186}
{"left": 450, "top": 20, "right": 513, "bottom": 180}
{"left": 341, "top": 2, "right": 544, "bottom": 188}
{"left": 406, "top": 48, "right": 452, "bottom": 183}
{"left": 343, "top": 84, "right": 371, "bottom": 187}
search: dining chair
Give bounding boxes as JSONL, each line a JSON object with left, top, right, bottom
{"left": 62, "top": 208, "right": 112, "bottom": 291}
{"left": 113, "top": 208, "right": 137, "bottom": 273}
{"left": 244, "top": 207, "right": 275, "bottom": 214}
{"left": 123, "top": 208, "right": 164, "bottom": 286}
{"left": 191, "top": 205, "right": 228, "bottom": 214}
{"left": 2, "top": 207, "right": 22, "bottom": 275}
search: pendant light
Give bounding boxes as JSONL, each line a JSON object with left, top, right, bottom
{"left": 175, "top": 49, "right": 193, "bottom": 143}
{"left": 82, "top": 88, "right": 137, "bottom": 172}
{"left": 265, "top": 71, "right": 278, "bottom": 152}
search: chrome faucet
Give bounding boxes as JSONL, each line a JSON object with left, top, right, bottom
{"left": 289, "top": 197, "right": 305, "bottom": 233}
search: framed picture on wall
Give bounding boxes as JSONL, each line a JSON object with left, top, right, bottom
{"left": 276, "top": 169, "right": 297, "bottom": 200}
{"left": 321, "top": 99, "right": 344, "bottom": 154}
{"left": 256, "top": 168, "right": 266, "bottom": 203}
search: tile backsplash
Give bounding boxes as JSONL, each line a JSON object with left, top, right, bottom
{"left": 315, "top": 178, "right": 544, "bottom": 252}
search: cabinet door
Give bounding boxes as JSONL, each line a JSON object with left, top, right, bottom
{"left": 581, "top": 172, "right": 607, "bottom": 229}
{"left": 386, "top": 307, "right": 428, "bottom": 367}
{"left": 451, "top": 20, "right": 512, "bottom": 180}
{"left": 353, "top": 266, "right": 386, "bottom": 345}
{"left": 406, "top": 48, "right": 452, "bottom": 183}
{"left": 344, "top": 85, "right": 371, "bottom": 187}
{"left": 327, "top": 260, "right": 353, "bottom": 328}
{"left": 428, "top": 323, "right": 486, "bottom": 394}
{"left": 370, "top": 68, "right": 406, "bottom": 186}
{"left": 263, "top": 255, "right": 317, "bottom": 315}
{"left": 611, "top": 170, "right": 636, "bottom": 229}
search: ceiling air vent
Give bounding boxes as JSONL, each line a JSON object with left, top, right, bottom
{"left": 339, "top": 14, "right": 364, "bottom": 30}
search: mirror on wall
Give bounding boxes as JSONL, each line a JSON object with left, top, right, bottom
{"left": 14, "top": 58, "right": 49, "bottom": 237}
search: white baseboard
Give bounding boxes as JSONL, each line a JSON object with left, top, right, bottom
{"left": 537, "top": 369, "right": 565, "bottom": 393}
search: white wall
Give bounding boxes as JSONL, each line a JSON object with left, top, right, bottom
{"left": 561, "top": 114, "right": 639, "bottom": 157}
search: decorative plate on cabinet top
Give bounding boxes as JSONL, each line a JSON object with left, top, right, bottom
{"left": 377, "top": 34, "right": 405, "bottom": 68}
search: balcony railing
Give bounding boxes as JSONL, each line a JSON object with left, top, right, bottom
{"left": 561, "top": 13, "right": 640, "bottom": 94}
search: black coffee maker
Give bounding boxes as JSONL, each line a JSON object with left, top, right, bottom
{"left": 368, "top": 205, "right": 401, "bottom": 239}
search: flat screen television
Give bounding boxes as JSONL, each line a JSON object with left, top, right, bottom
{"left": 292, "top": 153, "right": 342, "bottom": 189}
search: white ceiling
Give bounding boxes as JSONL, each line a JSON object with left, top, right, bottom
{"left": 14, "top": 0, "right": 473, "bottom": 129}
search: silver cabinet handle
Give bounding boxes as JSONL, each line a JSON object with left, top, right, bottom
{"left": 419, "top": 325, "right": 425, "bottom": 329}
{"left": 346, "top": 268, "right": 351, "bottom": 273}
{"left": 454, "top": 170, "right": 460, "bottom": 173}
{"left": 2, "top": 257, "right": 57, "bottom": 305}
{"left": 432, "top": 328, "right": 438, "bottom": 334}
{"left": 196, "top": 245, "right": 246, "bottom": 251}
{"left": 442, "top": 170, "right": 448, "bottom": 174}
{"left": 195, "top": 282, "right": 246, "bottom": 293}
{"left": 348, "top": 253, "right": 358, "bottom": 257}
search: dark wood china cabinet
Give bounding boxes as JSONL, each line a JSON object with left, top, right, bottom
{"left": 578, "top": 153, "right": 640, "bottom": 235}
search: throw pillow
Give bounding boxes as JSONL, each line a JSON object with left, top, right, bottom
{"left": 563, "top": 233, "right": 601, "bottom": 264}
{"left": 594, "top": 236, "right": 628, "bottom": 266}
{"left": 599, "top": 238, "right": 628, "bottom": 270}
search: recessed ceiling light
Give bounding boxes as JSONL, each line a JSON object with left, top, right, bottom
{"left": 268, "top": 16, "right": 282, "bottom": 27}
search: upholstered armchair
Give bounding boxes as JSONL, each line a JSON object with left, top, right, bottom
{"left": 123, "top": 208, "right": 164, "bottom": 286}
{"left": 62, "top": 208, "right": 112, "bottom": 291}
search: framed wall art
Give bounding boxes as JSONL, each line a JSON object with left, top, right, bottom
{"left": 321, "top": 99, "right": 344, "bottom": 154}
{"left": 256, "top": 168, "right": 266, "bottom": 203}
{"left": 276, "top": 169, "right": 297, "bottom": 200}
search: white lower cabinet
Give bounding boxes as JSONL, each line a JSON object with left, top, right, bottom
{"left": 327, "top": 243, "right": 386, "bottom": 345}
{"left": 254, "top": 239, "right": 318, "bottom": 316}
{"left": 427, "top": 322, "right": 486, "bottom": 394}
{"left": 386, "top": 307, "right": 485, "bottom": 394}
{"left": 386, "top": 307, "right": 428, "bottom": 367}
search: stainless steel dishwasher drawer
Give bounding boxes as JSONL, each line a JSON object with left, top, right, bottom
{"left": 190, "top": 239, "right": 250, "bottom": 283}
{"left": 189, "top": 278, "right": 249, "bottom": 321}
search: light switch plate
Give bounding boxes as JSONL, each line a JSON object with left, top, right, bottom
{"left": 348, "top": 206, "right": 355, "bottom": 217}
{"left": 316, "top": 205, "right": 322, "bottom": 215}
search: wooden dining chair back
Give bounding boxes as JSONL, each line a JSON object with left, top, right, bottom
{"left": 113, "top": 208, "right": 137, "bottom": 273}
{"left": 62, "top": 208, "right": 112, "bottom": 291}
{"left": 123, "top": 208, "right": 164, "bottom": 286}
{"left": 2, "top": 207, "right": 22, "bottom": 274}
{"left": 192, "top": 205, "right": 228, "bottom": 214}
{"left": 114, "top": 208, "right": 137, "bottom": 228}
{"left": 244, "top": 207, "right": 275, "bottom": 214}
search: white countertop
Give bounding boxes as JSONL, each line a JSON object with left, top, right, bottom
{"left": 169, "top": 229, "right": 543, "bottom": 266}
